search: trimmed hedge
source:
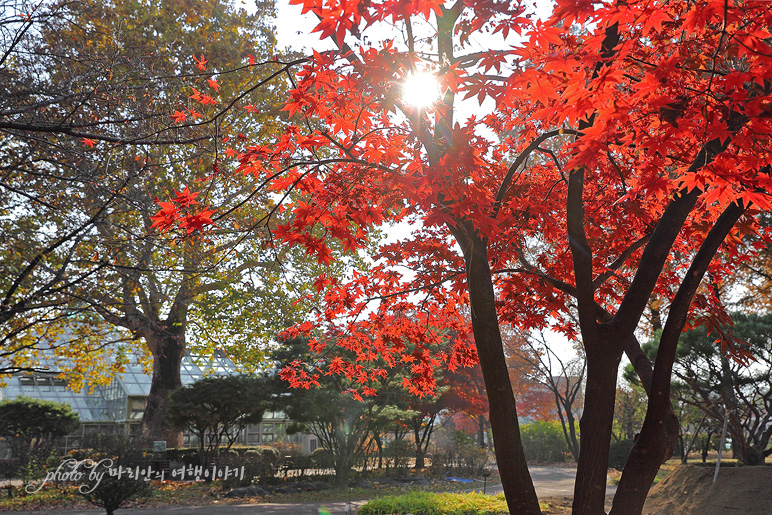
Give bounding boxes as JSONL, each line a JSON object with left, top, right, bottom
{"left": 358, "top": 491, "right": 509, "bottom": 515}
{"left": 608, "top": 439, "right": 635, "bottom": 470}
{"left": 520, "top": 421, "right": 570, "bottom": 464}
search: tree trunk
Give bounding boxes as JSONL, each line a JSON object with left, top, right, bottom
{"left": 413, "top": 422, "right": 425, "bottom": 469}
{"left": 740, "top": 443, "right": 764, "bottom": 466}
{"left": 375, "top": 433, "right": 383, "bottom": 469}
{"left": 572, "top": 341, "right": 622, "bottom": 514}
{"left": 460, "top": 229, "right": 541, "bottom": 514}
{"left": 142, "top": 325, "right": 185, "bottom": 445}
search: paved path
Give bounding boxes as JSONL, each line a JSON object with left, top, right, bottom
{"left": 6, "top": 467, "right": 617, "bottom": 514}
{"left": 455, "top": 466, "right": 616, "bottom": 498}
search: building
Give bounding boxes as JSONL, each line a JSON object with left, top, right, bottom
{"left": 0, "top": 348, "right": 318, "bottom": 455}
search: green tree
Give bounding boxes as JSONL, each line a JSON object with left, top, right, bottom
{"left": 675, "top": 313, "right": 772, "bottom": 465}
{"left": 634, "top": 313, "right": 772, "bottom": 465}
{"left": 167, "top": 375, "right": 268, "bottom": 467}
{"left": 0, "top": 397, "right": 79, "bottom": 474}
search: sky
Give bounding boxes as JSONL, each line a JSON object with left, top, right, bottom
{"left": 274, "top": 2, "right": 334, "bottom": 53}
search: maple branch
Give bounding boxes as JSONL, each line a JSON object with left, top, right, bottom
{"left": 358, "top": 272, "right": 463, "bottom": 308}
{"left": 592, "top": 232, "right": 652, "bottom": 290}
{"left": 567, "top": 165, "right": 598, "bottom": 334}
{"left": 493, "top": 128, "right": 577, "bottom": 218}
{"left": 611, "top": 109, "right": 747, "bottom": 336}
{"left": 564, "top": 23, "right": 622, "bottom": 341}
{"left": 651, "top": 198, "right": 748, "bottom": 392}
{"left": 1, "top": 58, "right": 301, "bottom": 146}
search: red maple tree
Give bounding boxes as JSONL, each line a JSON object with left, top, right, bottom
{"left": 157, "top": 0, "right": 772, "bottom": 512}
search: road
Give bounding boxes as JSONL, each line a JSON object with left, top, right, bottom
{"left": 6, "top": 467, "right": 616, "bottom": 514}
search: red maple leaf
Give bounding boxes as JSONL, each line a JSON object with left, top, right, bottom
{"left": 207, "top": 77, "right": 221, "bottom": 92}
{"left": 179, "top": 207, "right": 216, "bottom": 234}
{"left": 149, "top": 201, "right": 179, "bottom": 232}
{"left": 171, "top": 186, "right": 200, "bottom": 207}
{"left": 193, "top": 54, "right": 207, "bottom": 71}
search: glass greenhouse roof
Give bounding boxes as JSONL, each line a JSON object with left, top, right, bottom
{"left": 0, "top": 349, "right": 241, "bottom": 422}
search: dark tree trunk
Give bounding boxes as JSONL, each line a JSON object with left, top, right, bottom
{"left": 457, "top": 228, "right": 541, "bottom": 515}
{"left": 742, "top": 446, "right": 764, "bottom": 466}
{"left": 375, "top": 433, "right": 383, "bottom": 469}
{"left": 413, "top": 414, "right": 436, "bottom": 469}
{"left": 414, "top": 446, "right": 424, "bottom": 469}
{"left": 572, "top": 339, "right": 622, "bottom": 514}
{"left": 610, "top": 201, "right": 747, "bottom": 515}
{"left": 142, "top": 324, "right": 185, "bottom": 445}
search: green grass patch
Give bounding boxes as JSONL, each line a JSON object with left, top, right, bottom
{"left": 358, "top": 491, "right": 510, "bottom": 515}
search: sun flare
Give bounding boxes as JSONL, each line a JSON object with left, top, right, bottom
{"left": 401, "top": 72, "right": 440, "bottom": 108}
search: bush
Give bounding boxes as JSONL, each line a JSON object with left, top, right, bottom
{"left": 310, "top": 448, "right": 334, "bottom": 468}
{"left": 273, "top": 441, "right": 311, "bottom": 474}
{"left": 0, "top": 397, "right": 80, "bottom": 478}
{"left": 358, "top": 491, "right": 509, "bottom": 515}
{"left": 239, "top": 446, "right": 281, "bottom": 485}
{"left": 428, "top": 430, "right": 491, "bottom": 477}
{"left": 72, "top": 435, "right": 153, "bottom": 515}
{"left": 520, "top": 421, "right": 569, "bottom": 464}
{"left": 608, "top": 439, "right": 635, "bottom": 470}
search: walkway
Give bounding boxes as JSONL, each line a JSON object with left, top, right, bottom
{"left": 6, "top": 466, "right": 618, "bottom": 514}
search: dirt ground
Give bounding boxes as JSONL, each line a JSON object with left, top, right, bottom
{"left": 539, "top": 495, "right": 615, "bottom": 514}
{"left": 641, "top": 464, "right": 772, "bottom": 514}
{"left": 540, "top": 464, "right": 772, "bottom": 514}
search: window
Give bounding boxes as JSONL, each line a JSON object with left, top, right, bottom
{"left": 37, "top": 377, "right": 52, "bottom": 392}
{"left": 20, "top": 377, "right": 35, "bottom": 391}
{"left": 309, "top": 439, "right": 318, "bottom": 453}
{"left": 128, "top": 398, "right": 146, "bottom": 419}
{"left": 53, "top": 378, "right": 68, "bottom": 389}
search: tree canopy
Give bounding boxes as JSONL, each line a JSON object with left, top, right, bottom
{"left": 167, "top": 374, "right": 269, "bottom": 466}
{"left": 0, "top": 396, "right": 80, "bottom": 471}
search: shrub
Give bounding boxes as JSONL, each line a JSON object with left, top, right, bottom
{"left": 608, "top": 439, "right": 635, "bottom": 470}
{"left": 310, "top": 448, "right": 334, "bottom": 468}
{"left": 427, "top": 430, "right": 491, "bottom": 477}
{"left": 358, "top": 491, "right": 509, "bottom": 515}
{"left": 0, "top": 397, "right": 80, "bottom": 478}
{"left": 273, "top": 441, "right": 311, "bottom": 474}
{"left": 239, "top": 446, "right": 281, "bottom": 485}
{"left": 520, "top": 421, "right": 569, "bottom": 464}
{"left": 73, "top": 435, "right": 153, "bottom": 515}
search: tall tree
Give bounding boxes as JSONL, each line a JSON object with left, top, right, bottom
{"left": 1, "top": 0, "right": 306, "bottom": 439}
{"left": 160, "top": 0, "right": 772, "bottom": 512}
{"left": 507, "top": 331, "right": 584, "bottom": 460}
{"left": 649, "top": 312, "right": 772, "bottom": 465}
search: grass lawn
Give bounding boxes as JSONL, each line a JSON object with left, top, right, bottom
{"left": 0, "top": 475, "right": 505, "bottom": 512}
